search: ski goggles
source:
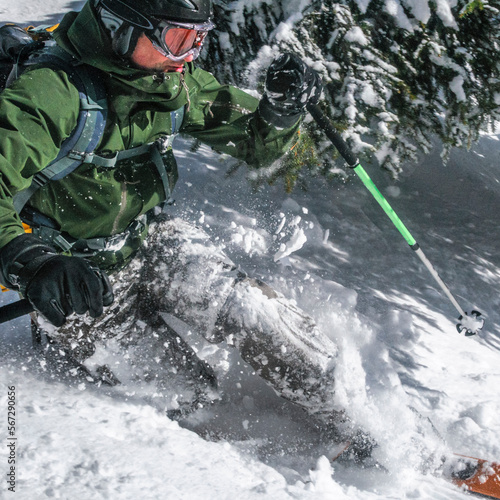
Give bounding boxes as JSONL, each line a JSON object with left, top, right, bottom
{"left": 147, "top": 20, "right": 214, "bottom": 62}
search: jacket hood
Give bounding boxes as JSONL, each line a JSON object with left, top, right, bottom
{"left": 52, "top": 2, "right": 191, "bottom": 109}
{"left": 53, "top": 2, "right": 137, "bottom": 77}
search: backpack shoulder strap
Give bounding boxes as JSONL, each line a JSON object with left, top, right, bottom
{"left": 13, "top": 46, "right": 108, "bottom": 213}
{"left": 149, "top": 105, "right": 185, "bottom": 204}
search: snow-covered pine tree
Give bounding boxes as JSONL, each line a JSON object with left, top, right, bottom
{"left": 201, "top": 0, "right": 500, "bottom": 178}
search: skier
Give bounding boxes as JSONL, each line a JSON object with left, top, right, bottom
{"left": 0, "top": 0, "right": 370, "bottom": 457}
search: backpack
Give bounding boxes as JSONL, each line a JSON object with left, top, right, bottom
{"left": 0, "top": 23, "right": 184, "bottom": 218}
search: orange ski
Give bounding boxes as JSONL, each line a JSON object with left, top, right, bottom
{"left": 331, "top": 441, "right": 500, "bottom": 498}
{"left": 448, "top": 454, "right": 500, "bottom": 499}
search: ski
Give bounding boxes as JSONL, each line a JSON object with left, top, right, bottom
{"left": 444, "top": 454, "right": 500, "bottom": 499}
{"left": 332, "top": 443, "right": 500, "bottom": 498}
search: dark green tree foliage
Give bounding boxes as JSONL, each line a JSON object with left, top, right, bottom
{"left": 201, "top": 0, "right": 500, "bottom": 177}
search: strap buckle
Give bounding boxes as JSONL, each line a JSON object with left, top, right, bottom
{"left": 67, "top": 150, "right": 89, "bottom": 162}
{"left": 156, "top": 135, "right": 176, "bottom": 154}
{"left": 31, "top": 170, "right": 52, "bottom": 188}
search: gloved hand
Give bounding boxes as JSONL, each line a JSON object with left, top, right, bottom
{"left": 0, "top": 234, "right": 114, "bottom": 327}
{"left": 0, "top": 24, "right": 35, "bottom": 61}
{"left": 259, "top": 52, "right": 323, "bottom": 128}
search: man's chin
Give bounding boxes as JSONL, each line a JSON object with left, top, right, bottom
{"left": 162, "top": 63, "right": 184, "bottom": 73}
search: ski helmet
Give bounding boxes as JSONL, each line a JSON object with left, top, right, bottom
{"left": 95, "top": 0, "right": 213, "bottom": 28}
{"left": 94, "top": 0, "right": 214, "bottom": 58}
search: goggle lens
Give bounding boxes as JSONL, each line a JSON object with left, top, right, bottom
{"left": 163, "top": 27, "right": 208, "bottom": 57}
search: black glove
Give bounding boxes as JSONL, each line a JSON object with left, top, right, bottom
{"left": 0, "top": 234, "right": 114, "bottom": 327}
{"left": 259, "top": 52, "right": 323, "bottom": 128}
{"left": 0, "top": 24, "right": 35, "bottom": 61}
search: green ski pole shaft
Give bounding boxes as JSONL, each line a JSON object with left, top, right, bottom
{"left": 354, "top": 163, "right": 467, "bottom": 318}
{"left": 307, "top": 103, "right": 468, "bottom": 319}
{"left": 354, "top": 164, "right": 416, "bottom": 247}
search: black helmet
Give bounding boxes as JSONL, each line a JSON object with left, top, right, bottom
{"left": 94, "top": 0, "right": 213, "bottom": 58}
{"left": 95, "top": 0, "right": 213, "bottom": 28}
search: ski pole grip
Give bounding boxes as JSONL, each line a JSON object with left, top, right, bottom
{"left": 0, "top": 298, "right": 34, "bottom": 325}
{"left": 307, "top": 103, "right": 359, "bottom": 167}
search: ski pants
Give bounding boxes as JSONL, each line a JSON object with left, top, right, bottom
{"left": 37, "top": 216, "right": 339, "bottom": 420}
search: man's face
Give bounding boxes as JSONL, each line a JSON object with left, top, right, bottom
{"left": 130, "top": 33, "right": 194, "bottom": 73}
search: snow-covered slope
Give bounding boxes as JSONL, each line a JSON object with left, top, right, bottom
{"left": 1, "top": 2, "right": 500, "bottom": 499}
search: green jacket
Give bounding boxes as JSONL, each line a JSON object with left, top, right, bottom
{"left": 0, "top": 3, "right": 300, "bottom": 268}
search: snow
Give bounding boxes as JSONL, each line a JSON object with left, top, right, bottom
{"left": 434, "top": 0, "right": 458, "bottom": 29}
{"left": 402, "top": 0, "right": 432, "bottom": 24}
{"left": 344, "top": 27, "right": 369, "bottom": 46}
{"left": 2, "top": 1, "right": 500, "bottom": 499}
{"left": 383, "top": 0, "right": 413, "bottom": 31}
{"left": 449, "top": 75, "right": 466, "bottom": 102}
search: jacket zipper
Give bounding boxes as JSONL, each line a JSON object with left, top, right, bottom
{"left": 112, "top": 71, "right": 190, "bottom": 236}
{"left": 180, "top": 71, "right": 191, "bottom": 112}
{"left": 112, "top": 182, "right": 128, "bottom": 235}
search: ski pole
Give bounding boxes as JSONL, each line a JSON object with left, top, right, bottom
{"left": 307, "top": 103, "right": 484, "bottom": 336}
{"left": 0, "top": 298, "right": 33, "bottom": 324}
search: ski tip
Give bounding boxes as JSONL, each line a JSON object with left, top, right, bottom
{"left": 448, "top": 454, "right": 500, "bottom": 499}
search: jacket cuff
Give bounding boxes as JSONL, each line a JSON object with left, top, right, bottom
{"left": 0, "top": 233, "right": 56, "bottom": 290}
{"left": 258, "top": 95, "right": 304, "bottom": 130}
